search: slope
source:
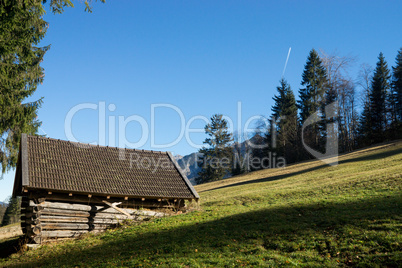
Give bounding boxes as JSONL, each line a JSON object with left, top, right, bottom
{"left": 1, "top": 141, "right": 401, "bottom": 267}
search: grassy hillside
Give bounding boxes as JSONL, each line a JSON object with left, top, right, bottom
{"left": 1, "top": 142, "right": 401, "bottom": 267}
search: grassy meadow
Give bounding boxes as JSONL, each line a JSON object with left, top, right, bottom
{"left": 0, "top": 141, "right": 401, "bottom": 267}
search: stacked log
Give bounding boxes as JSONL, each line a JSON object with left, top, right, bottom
{"left": 20, "top": 198, "right": 166, "bottom": 244}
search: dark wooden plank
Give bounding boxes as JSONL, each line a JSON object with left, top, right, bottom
{"left": 41, "top": 223, "right": 90, "bottom": 230}
{"left": 21, "top": 133, "right": 29, "bottom": 187}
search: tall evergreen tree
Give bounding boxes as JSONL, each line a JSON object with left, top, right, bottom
{"left": 369, "top": 53, "right": 391, "bottom": 143}
{"left": 297, "top": 49, "right": 328, "bottom": 155}
{"left": 298, "top": 49, "right": 328, "bottom": 122}
{"left": 196, "top": 114, "right": 233, "bottom": 184}
{"left": 0, "top": 202, "right": 7, "bottom": 225}
{"left": 0, "top": 0, "right": 104, "bottom": 173}
{"left": 357, "top": 64, "right": 374, "bottom": 146}
{"left": 0, "top": 0, "right": 48, "bottom": 173}
{"left": 359, "top": 91, "right": 373, "bottom": 145}
{"left": 271, "top": 79, "right": 298, "bottom": 163}
{"left": 391, "top": 48, "right": 402, "bottom": 125}
{"left": 1, "top": 196, "right": 21, "bottom": 226}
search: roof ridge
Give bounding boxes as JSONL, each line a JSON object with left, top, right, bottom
{"left": 26, "top": 134, "right": 167, "bottom": 154}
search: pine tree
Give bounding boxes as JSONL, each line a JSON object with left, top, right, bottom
{"left": 271, "top": 79, "right": 298, "bottom": 163}
{"left": 297, "top": 49, "right": 328, "bottom": 155}
{"left": 197, "top": 114, "right": 233, "bottom": 184}
{"left": 370, "top": 53, "right": 391, "bottom": 143}
{"left": 298, "top": 49, "right": 328, "bottom": 122}
{"left": 391, "top": 48, "right": 402, "bottom": 125}
{"left": 0, "top": 1, "right": 103, "bottom": 173}
{"left": 1, "top": 197, "right": 21, "bottom": 226}
{"left": 359, "top": 86, "right": 376, "bottom": 146}
{"left": 0, "top": 202, "right": 7, "bottom": 225}
{"left": 0, "top": 0, "right": 48, "bottom": 172}
{"left": 357, "top": 65, "right": 374, "bottom": 146}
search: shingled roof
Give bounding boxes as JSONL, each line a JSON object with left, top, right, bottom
{"left": 13, "top": 134, "right": 199, "bottom": 200}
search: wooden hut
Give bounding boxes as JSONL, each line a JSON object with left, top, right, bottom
{"left": 12, "top": 134, "right": 199, "bottom": 244}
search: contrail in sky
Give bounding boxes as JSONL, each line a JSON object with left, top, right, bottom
{"left": 282, "top": 47, "right": 292, "bottom": 78}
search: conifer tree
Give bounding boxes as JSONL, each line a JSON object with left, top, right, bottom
{"left": 0, "top": 0, "right": 47, "bottom": 173}
{"left": 357, "top": 64, "right": 374, "bottom": 145}
{"left": 0, "top": 202, "right": 7, "bottom": 225}
{"left": 297, "top": 49, "right": 328, "bottom": 154}
{"left": 271, "top": 79, "right": 298, "bottom": 163}
{"left": 391, "top": 48, "right": 402, "bottom": 125}
{"left": 1, "top": 197, "right": 21, "bottom": 226}
{"left": 369, "top": 53, "right": 391, "bottom": 143}
{"left": 0, "top": 0, "right": 104, "bottom": 173}
{"left": 359, "top": 90, "right": 373, "bottom": 144}
{"left": 196, "top": 114, "right": 233, "bottom": 184}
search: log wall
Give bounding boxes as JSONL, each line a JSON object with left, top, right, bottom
{"left": 20, "top": 197, "right": 167, "bottom": 244}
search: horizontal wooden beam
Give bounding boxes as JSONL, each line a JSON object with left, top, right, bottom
{"left": 40, "top": 223, "right": 111, "bottom": 230}
{"left": 42, "top": 230, "right": 89, "bottom": 238}
{"left": 27, "top": 191, "right": 187, "bottom": 208}
{"left": 38, "top": 217, "right": 122, "bottom": 225}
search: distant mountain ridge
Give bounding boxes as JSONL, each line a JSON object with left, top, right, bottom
{"left": 175, "top": 152, "right": 201, "bottom": 185}
{"left": 175, "top": 134, "right": 264, "bottom": 186}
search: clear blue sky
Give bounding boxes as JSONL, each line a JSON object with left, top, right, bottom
{"left": 1, "top": 0, "right": 402, "bottom": 201}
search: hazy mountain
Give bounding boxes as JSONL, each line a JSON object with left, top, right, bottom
{"left": 175, "top": 134, "right": 265, "bottom": 186}
{"left": 175, "top": 152, "right": 202, "bottom": 185}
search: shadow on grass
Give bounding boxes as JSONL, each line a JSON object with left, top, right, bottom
{"left": 0, "top": 236, "right": 24, "bottom": 259}
{"left": 339, "top": 146, "right": 402, "bottom": 165}
{"left": 202, "top": 144, "right": 402, "bottom": 194}
{"left": 202, "top": 163, "right": 329, "bottom": 193}
{"left": 9, "top": 193, "right": 402, "bottom": 267}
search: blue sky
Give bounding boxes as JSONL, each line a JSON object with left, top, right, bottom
{"left": 1, "top": 0, "right": 402, "bottom": 201}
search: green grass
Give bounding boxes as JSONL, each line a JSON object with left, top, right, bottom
{"left": 1, "top": 142, "right": 401, "bottom": 267}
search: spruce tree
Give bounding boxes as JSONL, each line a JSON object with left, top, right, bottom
{"left": 0, "top": 203, "right": 7, "bottom": 225}
{"left": 1, "top": 196, "right": 21, "bottom": 226}
{"left": 271, "top": 78, "right": 298, "bottom": 163}
{"left": 370, "top": 53, "right": 391, "bottom": 143}
{"left": 358, "top": 65, "right": 374, "bottom": 146}
{"left": 297, "top": 49, "right": 328, "bottom": 155}
{"left": 359, "top": 90, "right": 373, "bottom": 145}
{"left": 298, "top": 49, "right": 328, "bottom": 122}
{"left": 197, "top": 114, "right": 233, "bottom": 184}
{"left": 0, "top": 0, "right": 48, "bottom": 172}
{"left": 392, "top": 48, "right": 402, "bottom": 124}
{"left": 0, "top": 1, "right": 104, "bottom": 173}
